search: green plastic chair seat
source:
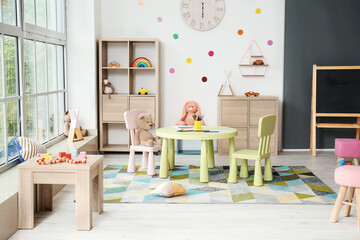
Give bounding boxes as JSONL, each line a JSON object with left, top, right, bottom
{"left": 232, "top": 149, "right": 270, "bottom": 161}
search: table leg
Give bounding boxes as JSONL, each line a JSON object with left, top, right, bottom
{"left": 160, "top": 138, "right": 169, "bottom": 178}
{"left": 228, "top": 137, "right": 238, "bottom": 183}
{"left": 207, "top": 140, "right": 215, "bottom": 169}
{"left": 76, "top": 170, "right": 92, "bottom": 231}
{"left": 92, "top": 161, "right": 103, "bottom": 214}
{"left": 200, "top": 140, "right": 209, "bottom": 183}
{"left": 168, "top": 139, "right": 175, "bottom": 170}
{"left": 18, "top": 169, "right": 34, "bottom": 229}
{"left": 37, "top": 184, "right": 53, "bottom": 213}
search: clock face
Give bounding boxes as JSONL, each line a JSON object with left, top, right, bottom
{"left": 180, "top": 0, "right": 225, "bottom": 31}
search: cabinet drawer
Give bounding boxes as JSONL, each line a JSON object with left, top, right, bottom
{"left": 218, "top": 128, "right": 247, "bottom": 156}
{"left": 130, "top": 97, "right": 156, "bottom": 122}
{"left": 221, "top": 100, "right": 248, "bottom": 126}
{"left": 102, "top": 95, "right": 128, "bottom": 122}
{"left": 249, "top": 127, "right": 275, "bottom": 154}
{"left": 249, "top": 100, "right": 276, "bottom": 126}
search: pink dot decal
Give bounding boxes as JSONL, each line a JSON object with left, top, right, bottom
{"left": 157, "top": 17, "right": 162, "bottom": 23}
{"left": 202, "top": 76, "right": 207, "bottom": 82}
{"left": 138, "top": 1, "right": 144, "bottom": 7}
{"left": 208, "top": 51, "right": 214, "bottom": 57}
{"left": 169, "top": 68, "right": 175, "bottom": 74}
{"left": 267, "top": 40, "right": 273, "bottom": 46}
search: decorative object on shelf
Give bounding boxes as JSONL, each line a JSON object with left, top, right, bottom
{"left": 244, "top": 91, "right": 259, "bottom": 97}
{"left": 103, "top": 79, "right": 115, "bottom": 99}
{"left": 135, "top": 113, "right": 162, "bottom": 147}
{"left": 137, "top": 87, "right": 149, "bottom": 95}
{"left": 64, "top": 110, "right": 88, "bottom": 142}
{"left": 132, "top": 57, "right": 152, "bottom": 68}
{"left": 108, "top": 61, "right": 120, "bottom": 67}
{"left": 177, "top": 100, "right": 205, "bottom": 126}
{"left": 180, "top": 0, "right": 225, "bottom": 31}
{"left": 218, "top": 70, "right": 234, "bottom": 97}
{"left": 239, "top": 40, "right": 269, "bottom": 77}
{"left": 150, "top": 182, "right": 186, "bottom": 198}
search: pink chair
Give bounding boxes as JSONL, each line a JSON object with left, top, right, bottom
{"left": 124, "top": 110, "right": 161, "bottom": 176}
{"left": 330, "top": 166, "right": 360, "bottom": 228}
{"left": 335, "top": 139, "right": 360, "bottom": 165}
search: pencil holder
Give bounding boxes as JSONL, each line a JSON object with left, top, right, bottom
{"left": 194, "top": 121, "right": 202, "bottom": 131}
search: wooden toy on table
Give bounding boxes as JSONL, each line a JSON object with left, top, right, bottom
{"left": 80, "top": 151, "right": 86, "bottom": 158}
{"left": 59, "top": 152, "right": 66, "bottom": 158}
{"left": 44, "top": 153, "right": 51, "bottom": 160}
{"left": 67, "top": 109, "right": 84, "bottom": 143}
{"left": 71, "top": 150, "right": 78, "bottom": 158}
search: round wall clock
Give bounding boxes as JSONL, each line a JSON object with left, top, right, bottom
{"left": 180, "top": 0, "right": 225, "bottom": 31}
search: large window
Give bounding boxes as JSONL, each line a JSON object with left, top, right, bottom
{"left": 0, "top": 0, "right": 66, "bottom": 169}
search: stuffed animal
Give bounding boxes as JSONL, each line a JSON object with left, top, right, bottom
{"left": 64, "top": 111, "right": 88, "bottom": 137}
{"left": 103, "top": 79, "right": 114, "bottom": 99}
{"left": 135, "top": 113, "right": 161, "bottom": 147}
{"left": 177, "top": 100, "right": 205, "bottom": 126}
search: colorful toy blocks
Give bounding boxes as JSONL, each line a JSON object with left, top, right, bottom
{"left": 80, "top": 151, "right": 86, "bottom": 158}
{"left": 65, "top": 153, "right": 72, "bottom": 159}
{"left": 44, "top": 153, "right": 51, "bottom": 160}
{"left": 59, "top": 152, "right": 66, "bottom": 158}
{"left": 71, "top": 150, "right": 78, "bottom": 158}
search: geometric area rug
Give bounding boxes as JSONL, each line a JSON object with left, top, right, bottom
{"left": 103, "top": 165, "right": 337, "bottom": 204}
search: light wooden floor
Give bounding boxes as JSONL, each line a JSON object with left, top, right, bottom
{"left": 10, "top": 152, "right": 360, "bottom": 240}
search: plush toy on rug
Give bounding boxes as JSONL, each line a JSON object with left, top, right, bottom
{"left": 151, "top": 182, "right": 186, "bottom": 197}
{"left": 177, "top": 100, "right": 205, "bottom": 126}
{"left": 135, "top": 113, "right": 161, "bottom": 147}
{"left": 64, "top": 111, "right": 88, "bottom": 137}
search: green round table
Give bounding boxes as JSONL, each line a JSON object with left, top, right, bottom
{"left": 156, "top": 126, "right": 238, "bottom": 182}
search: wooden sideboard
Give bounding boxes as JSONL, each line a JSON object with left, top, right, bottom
{"left": 218, "top": 96, "right": 279, "bottom": 156}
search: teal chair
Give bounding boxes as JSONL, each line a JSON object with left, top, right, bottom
{"left": 229, "top": 115, "right": 276, "bottom": 186}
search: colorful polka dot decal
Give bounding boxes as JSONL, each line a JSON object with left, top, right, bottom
{"left": 255, "top": 8, "right": 261, "bottom": 14}
{"left": 202, "top": 77, "right": 207, "bottom": 82}
{"left": 208, "top": 51, "right": 214, "bottom": 57}
{"left": 169, "top": 68, "right": 175, "bottom": 74}
{"left": 173, "top": 34, "right": 179, "bottom": 39}
{"left": 186, "top": 58, "right": 192, "bottom": 64}
{"left": 157, "top": 17, "right": 162, "bottom": 23}
{"left": 267, "top": 40, "right": 273, "bottom": 46}
{"left": 138, "top": 1, "right": 144, "bottom": 7}
{"left": 237, "top": 29, "right": 244, "bottom": 35}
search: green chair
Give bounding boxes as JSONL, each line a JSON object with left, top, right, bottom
{"left": 229, "top": 115, "right": 276, "bottom": 186}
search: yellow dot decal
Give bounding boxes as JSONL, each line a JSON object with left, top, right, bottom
{"left": 256, "top": 8, "right": 261, "bottom": 14}
{"left": 186, "top": 58, "right": 192, "bottom": 64}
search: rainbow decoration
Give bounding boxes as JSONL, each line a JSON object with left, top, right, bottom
{"left": 132, "top": 57, "right": 152, "bottom": 68}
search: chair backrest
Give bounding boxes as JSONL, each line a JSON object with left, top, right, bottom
{"left": 257, "top": 115, "right": 276, "bottom": 155}
{"left": 124, "top": 110, "right": 146, "bottom": 145}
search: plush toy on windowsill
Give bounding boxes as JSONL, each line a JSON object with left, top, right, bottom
{"left": 177, "top": 100, "right": 205, "bottom": 126}
{"left": 64, "top": 111, "right": 88, "bottom": 137}
{"left": 135, "top": 113, "right": 161, "bottom": 147}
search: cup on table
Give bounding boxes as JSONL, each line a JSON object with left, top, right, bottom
{"left": 194, "top": 121, "right": 202, "bottom": 131}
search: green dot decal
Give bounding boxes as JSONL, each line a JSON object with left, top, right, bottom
{"left": 173, "top": 34, "right": 179, "bottom": 39}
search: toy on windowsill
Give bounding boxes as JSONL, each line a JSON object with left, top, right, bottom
{"left": 137, "top": 88, "right": 149, "bottom": 95}
{"left": 177, "top": 100, "right": 205, "bottom": 126}
{"left": 108, "top": 61, "right": 120, "bottom": 68}
{"left": 64, "top": 111, "right": 88, "bottom": 138}
{"left": 244, "top": 91, "right": 259, "bottom": 97}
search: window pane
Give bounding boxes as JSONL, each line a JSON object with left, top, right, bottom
{"left": 7, "top": 100, "right": 20, "bottom": 160}
{"left": 24, "top": 0, "right": 35, "bottom": 24}
{"left": 0, "top": 103, "right": 5, "bottom": 165}
{"left": 2, "top": 0, "right": 17, "bottom": 26}
{"left": 46, "top": 0, "right": 56, "bottom": 31}
{"left": 56, "top": 0, "right": 64, "bottom": 33}
{"left": 35, "top": 0, "right": 46, "bottom": 28}
{"left": 25, "top": 97, "right": 36, "bottom": 139}
{"left": 4, "top": 36, "right": 18, "bottom": 97}
{"left": 24, "top": 40, "right": 35, "bottom": 94}
{"left": 0, "top": 37, "right": 3, "bottom": 98}
{"left": 48, "top": 94, "right": 57, "bottom": 139}
{"left": 58, "top": 92, "right": 64, "bottom": 134}
{"left": 37, "top": 95, "right": 47, "bottom": 142}
{"left": 47, "top": 44, "right": 56, "bottom": 91}
{"left": 36, "top": 41, "right": 46, "bottom": 93}
{"left": 57, "top": 45, "right": 64, "bottom": 89}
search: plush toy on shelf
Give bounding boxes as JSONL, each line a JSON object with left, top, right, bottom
{"left": 177, "top": 100, "right": 205, "bottom": 126}
{"left": 135, "top": 113, "right": 161, "bottom": 147}
{"left": 103, "top": 79, "right": 115, "bottom": 99}
{"left": 64, "top": 111, "right": 88, "bottom": 137}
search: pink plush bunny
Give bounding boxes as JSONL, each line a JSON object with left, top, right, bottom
{"left": 177, "top": 100, "right": 205, "bottom": 126}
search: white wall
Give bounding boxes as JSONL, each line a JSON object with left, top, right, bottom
{"left": 66, "top": 0, "right": 99, "bottom": 129}
{"left": 67, "top": 0, "right": 285, "bottom": 148}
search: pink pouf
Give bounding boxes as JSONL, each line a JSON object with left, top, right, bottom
{"left": 334, "top": 138, "right": 360, "bottom": 165}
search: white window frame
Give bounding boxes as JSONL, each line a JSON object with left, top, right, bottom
{"left": 0, "top": 0, "right": 67, "bottom": 172}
